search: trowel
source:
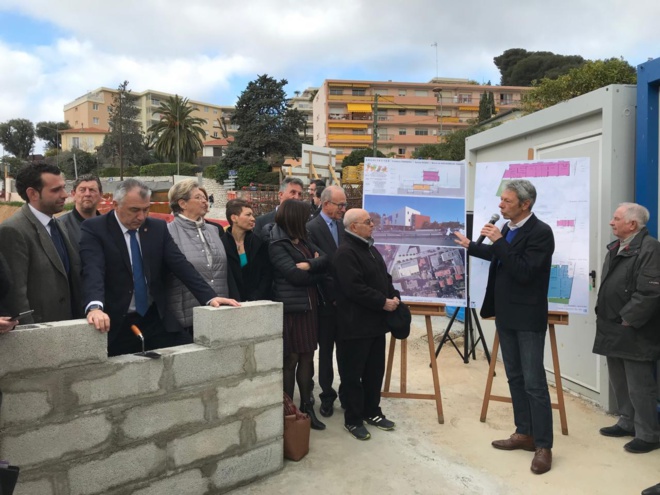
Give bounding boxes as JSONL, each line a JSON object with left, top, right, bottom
{"left": 131, "top": 325, "right": 161, "bottom": 359}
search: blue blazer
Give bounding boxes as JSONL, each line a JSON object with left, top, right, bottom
{"left": 79, "top": 212, "right": 217, "bottom": 342}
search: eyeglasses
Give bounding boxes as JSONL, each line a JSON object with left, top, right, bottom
{"left": 353, "top": 218, "right": 373, "bottom": 226}
{"left": 329, "top": 201, "right": 348, "bottom": 209}
{"left": 190, "top": 195, "right": 208, "bottom": 202}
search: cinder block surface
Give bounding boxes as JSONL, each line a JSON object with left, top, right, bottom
{"left": 171, "top": 344, "right": 246, "bottom": 387}
{"left": 14, "top": 479, "right": 53, "bottom": 495}
{"left": 254, "top": 405, "right": 284, "bottom": 443}
{"left": 169, "top": 421, "right": 241, "bottom": 468}
{"left": 0, "top": 321, "right": 106, "bottom": 378}
{"left": 122, "top": 398, "right": 205, "bottom": 440}
{"left": 254, "top": 339, "right": 283, "bottom": 373}
{"left": 0, "top": 414, "right": 111, "bottom": 467}
{"left": 194, "top": 301, "right": 283, "bottom": 346}
{"left": 0, "top": 391, "right": 52, "bottom": 426}
{"left": 130, "top": 469, "right": 208, "bottom": 495}
{"left": 216, "top": 374, "right": 282, "bottom": 417}
{"left": 212, "top": 441, "right": 282, "bottom": 491}
{"left": 68, "top": 443, "right": 166, "bottom": 495}
{"left": 71, "top": 357, "right": 163, "bottom": 406}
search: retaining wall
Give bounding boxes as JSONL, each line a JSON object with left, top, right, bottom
{"left": 0, "top": 301, "right": 284, "bottom": 495}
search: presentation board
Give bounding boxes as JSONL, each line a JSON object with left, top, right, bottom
{"left": 469, "top": 158, "right": 590, "bottom": 314}
{"left": 363, "top": 157, "right": 467, "bottom": 306}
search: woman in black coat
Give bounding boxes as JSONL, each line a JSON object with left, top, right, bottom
{"left": 221, "top": 199, "right": 272, "bottom": 301}
{"left": 269, "top": 199, "right": 329, "bottom": 429}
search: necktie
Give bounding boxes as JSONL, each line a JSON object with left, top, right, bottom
{"left": 48, "top": 219, "right": 70, "bottom": 274}
{"left": 505, "top": 228, "right": 518, "bottom": 243}
{"left": 128, "top": 230, "right": 149, "bottom": 316}
{"left": 329, "top": 220, "right": 339, "bottom": 247}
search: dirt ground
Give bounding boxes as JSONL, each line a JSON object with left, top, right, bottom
{"left": 237, "top": 315, "right": 659, "bottom": 495}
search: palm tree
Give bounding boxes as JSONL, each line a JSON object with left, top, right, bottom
{"left": 148, "top": 95, "right": 207, "bottom": 165}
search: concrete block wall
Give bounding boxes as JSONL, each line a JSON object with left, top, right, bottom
{"left": 0, "top": 301, "right": 283, "bottom": 495}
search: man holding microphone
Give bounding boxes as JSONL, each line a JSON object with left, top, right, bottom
{"left": 454, "top": 179, "right": 555, "bottom": 475}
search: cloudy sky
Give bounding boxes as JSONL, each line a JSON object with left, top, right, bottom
{"left": 0, "top": 0, "right": 658, "bottom": 135}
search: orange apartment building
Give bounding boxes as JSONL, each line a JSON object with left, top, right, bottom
{"left": 63, "top": 88, "right": 237, "bottom": 143}
{"left": 312, "top": 78, "right": 530, "bottom": 163}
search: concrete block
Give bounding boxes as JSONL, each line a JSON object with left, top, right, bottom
{"left": 217, "top": 373, "right": 282, "bottom": 418}
{"left": 0, "top": 414, "right": 111, "bottom": 467}
{"left": 255, "top": 405, "right": 284, "bottom": 443}
{"left": 170, "top": 345, "right": 246, "bottom": 388}
{"left": 14, "top": 479, "right": 53, "bottom": 495}
{"left": 169, "top": 421, "right": 241, "bottom": 467}
{"left": 0, "top": 320, "right": 106, "bottom": 378}
{"left": 122, "top": 397, "right": 205, "bottom": 440}
{"left": 0, "top": 391, "right": 52, "bottom": 426}
{"left": 194, "top": 301, "right": 283, "bottom": 346}
{"left": 212, "top": 441, "right": 282, "bottom": 491}
{"left": 68, "top": 443, "right": 166, "bottom": 495}
{"left": 130, "top": 469, "right": 208, "bottom": 495}
{"left": 71, "top": 355, "right": 163, "bottom": 406}
{"left": 254, "top": 339, "right": 283, "bottom": 373}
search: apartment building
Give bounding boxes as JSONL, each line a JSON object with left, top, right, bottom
{"left": 287, "top": 87, "right": 318, "bottom": 139}
{"left": 312, "top": 78, "right": 530, "bottom": 162}
{"left": 63, "top": 88, "right": 237, "bottom": 141}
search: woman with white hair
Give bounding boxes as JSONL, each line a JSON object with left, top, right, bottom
{"left": 166, "top": 179, "right": 239, "bottom": 334}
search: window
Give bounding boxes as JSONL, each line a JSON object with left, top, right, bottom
{"left": 92, "top": 103, "right": 99, "bottom": 111}
{"left": 374, "top": 89, "right": 388, "bottom": 95}
{"left": 399, "top": 128, "right": 407, "bottom": 135}
{"left": 151, "top": 98, "right": 160, "bottom": 106}
{"left": 398, "top": 109, "right": 406, "bottom": 115}
{"left": 398, "top": 148, "right": 406, "bottom": 155}
{"left": 71, "top": 137, "right": 80, "bottom": 148}
{"left": 204, "top": 106, "right": 209, "bottom": 112}
{"left": 500, "top": 93, "right": 514, "bottom": 105}
{"left": 352, "top": 89, "right": 366, "bottom": 96}
{"left": 415, "top": 90, "right": 428, "bottom": 97}
{"left": 213, "top": 131, "right": 218, "bottom": 137}
{"left": 330, "top": 88, "right": 343, "bottom": 95}
{"left": 458, "top": 94, "right": 472, "bottom": 104}
{"left": 352, "top": 129, "right": 366, "bottom": 135}
{"left": 398, "top": 89, "right": 407, "bottom": 96}
{"left": 414, "top": 109, "right": 428, "bottom": 116}
{"left": 415, "top": 128, "right": 429, "bottom": 136}
{"left": 92, "top": 117, "right": 99, "bottom": 125}
{"left": 213, "top": 109, "right": 218, "bottom": 114}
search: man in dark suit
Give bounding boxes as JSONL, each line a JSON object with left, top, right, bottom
{"left": 0, "top": 163, "right": 83, "bottom": 324}
{"left": 307, "top": 185, "right": 347, "bottom": 417}
{"left": 254, "top": 177, "right": 304, "bottom": 239}
{"left": 81, "top": 178, "right": 229, "bottom": 357}
{"left": 308, "top": 179, "right": 325, "bottom": 217}
{"left": 455, "top": 179, "right": 555, "bottom": 475}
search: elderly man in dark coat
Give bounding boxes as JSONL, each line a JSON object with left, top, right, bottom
{"left": 594, "top": 203, "right": 660, "bottom": 459}
{"left": 333, "top": 208, "right": 400, "bottom": 441}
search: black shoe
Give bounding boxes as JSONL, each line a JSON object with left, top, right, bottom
{"left": 642, "top": 482, "right": 660, "bottom": 495}
{"left": 319, "top": 401, "right": 334, "bottom": 418}
{"left": 624, "top": 438, "right": 660, "bottom": 453}
{"left": 600, "top": 424, "right": 635, "bottom": 437}
{"left": 345, "top": 424, "right": 371, "bottom": 440}
{"left": 301, "top": 403, "right": 326, "bottom": 430}
{"left": 365, "top": 415, "right": 396, "bottom": 431}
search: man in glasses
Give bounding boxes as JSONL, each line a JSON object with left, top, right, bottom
{"left": 333, "top": 208, "right": 400, "bottom": 440}
{"left": 307, "top": 186, "right": 347, "bottom": 418}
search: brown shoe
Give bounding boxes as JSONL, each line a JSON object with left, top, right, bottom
{"left": 531, "top": 448, "right": 552, "bottom": 474}
{"left": 491, "top": 433, "right": 536, "bottom": 452}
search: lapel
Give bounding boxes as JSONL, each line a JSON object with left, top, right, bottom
{"left": 138, "top": 218, "right": 153, "bottom": 282}
{"left": 318, "top": 216, "right": 338, "bottom": 251}
{"left": 22, "top": 205, "right": 67, "bottom": 277}
{"left": 107, "top": 212, "right": 132, "bottom": 274}
{"left": 507, "top": 213, "right": 537, "bottom": 248}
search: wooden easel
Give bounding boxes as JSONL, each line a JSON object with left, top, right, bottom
{"left": 382, "top": 302, "right": 445, "bottom": 424}
{"left": 479, "top": 311, "right": 570, "bottom": 435}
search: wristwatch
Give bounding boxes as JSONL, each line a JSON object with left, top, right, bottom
{"left": 86, "top": 304, "right": 103, "bottom": 314}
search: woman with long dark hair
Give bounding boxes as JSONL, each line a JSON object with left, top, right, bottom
{"left": 269, "top": 199, "right": 329, "bottom": 430}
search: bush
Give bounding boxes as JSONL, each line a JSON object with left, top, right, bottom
{"left": 235, "top": 161, "right": 270, "bottom": 188}
{"left": 139, "top": 163, "right": 199, "bottom": 176}
{"left": 202, "top": 165, "right": 217, "bottom": 178}
{"left": 255, "top": 171, "right": 280, "bottom": 185}
{"left": 97, "top": 166, "right": 141, "bottom": 177}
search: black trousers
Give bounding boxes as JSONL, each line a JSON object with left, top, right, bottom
{"left": 337, "top": 334, "right": 386, "bottom": 427}
{"left": 318, "top": 305, "right": 342, "bottom": 404}
{"left": 108, "top": 304, "right": 193, "bottom": 357}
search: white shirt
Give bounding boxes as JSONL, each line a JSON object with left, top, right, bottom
{"left": 28, "top": 203, "right": 54, "bottom": 233}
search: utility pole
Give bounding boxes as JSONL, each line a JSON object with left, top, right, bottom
{"left": 176, "top": 95, "right": 180, "bottom": 176}
{"left": 372, "top": 93, "right": 379, "bottom": 157}
{"left": 119, "top": 90, "right": 124, "bottom": 181}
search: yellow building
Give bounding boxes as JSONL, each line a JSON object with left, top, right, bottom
{"left": 312, "top": 78, "right": 530, "bottom": 162}
{"left": 59, "top": 127, "right": 109, "bottom": 152}
{"left": 63, "top": 88, "right": 236, "bottom": 141}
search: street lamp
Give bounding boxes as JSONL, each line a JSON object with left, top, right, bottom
{"left": 432, "top": 87, "right": 443, "bottom": 138}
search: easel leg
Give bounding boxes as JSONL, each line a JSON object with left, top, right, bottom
{"left": 549, "top": 324, "right": 569, "bottom": 435}
{"left": 480, "top": 332, "right": 500, "bottom": 422}
{"left": 384, "top": 336, "right": 396, "bottom": 393}
{"left": 425, "top": 315, "right": 444, "bottom": 424}
{"left": 401, "top": 337, "right": 407, "bottom": 394}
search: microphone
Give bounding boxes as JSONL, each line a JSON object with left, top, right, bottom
{"left": 475, "top": 214, "right": 500, "bottom": 245}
